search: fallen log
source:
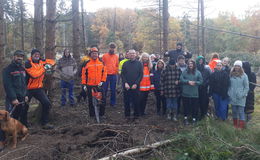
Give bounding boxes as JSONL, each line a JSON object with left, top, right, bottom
{"left": 98, "top": 139, "right": 175, "bottom": 160}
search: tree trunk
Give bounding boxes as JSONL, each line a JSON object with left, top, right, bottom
{"left": 72, "top": 0, "right": 80, "bottom": 63}
{"left": 162, "top": 0, "right": 168, "bottom": 52}
{"left": 45, "top": 0, "right": 57, "bottom": 59}
{"left": 201, "top": 0, "right": 205, "bottom": 56}
{"left": 0, "top": 0, "right": 5, "bottom": 64}
{"left": 80, "top": 0, "right": 86, "bottom": 50}
{"left": 197, "top": 0, "right": 200, "bottom": 55}
{"left": 34, "top": 0, "right": 44, "bottom": 53}
{"left": 19, "top": 0, "right": 25, "bottom": 50}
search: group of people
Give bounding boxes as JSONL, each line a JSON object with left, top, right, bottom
{"left": 1, "top": 42, "right": 257, "bottom": 149}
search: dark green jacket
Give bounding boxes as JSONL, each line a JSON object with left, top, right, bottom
{"left": 2, "top": 61, "right": 27, "bottom": 101}
{"left": 180, "top": 69, "right": 203, "bottom": 98}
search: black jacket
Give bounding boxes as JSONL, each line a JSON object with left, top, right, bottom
{"left": 243, "top": 61, "right": 257, "bottom": 113}
{"left": 165, "top": 49, "right": 192, "bottom": 62}
{"left": 209, "top": 69, "right": 230, "bottom": 99}
{"left": 121, "top": 60, "right": 143, "bottom": 88}
{"left": 2, "top": 61, "right": 27, "bottom": 101}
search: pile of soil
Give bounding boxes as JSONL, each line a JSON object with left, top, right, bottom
{"left": 0, "top": 86, "right": 182, "bottom": 160}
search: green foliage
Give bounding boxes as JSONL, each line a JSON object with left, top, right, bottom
{"left": 155, "top": 118, "right": 260, "bottom": 160}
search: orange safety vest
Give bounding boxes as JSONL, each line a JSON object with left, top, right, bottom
{"left": 81, "top": 59, "right": 107, "bottom": 86}
{"left": 25, "top": 58, "right": 55, "bottom": 90}
{"left": 140, "top": 64, "right": 154, "bottom": 91}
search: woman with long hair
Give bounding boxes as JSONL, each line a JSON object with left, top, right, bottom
{"left": 209, "top": 61, "right": 230, "bottom": 120}
{"left": 153, "top": 59, "right": 166, "bottom": 115}
{"left": 208, "top": 52, "right": 220, "bottom": 71}
{"left": 139, "top": 53, "right": 154, "bottom": 116}
{"left": 228, "top": 60, "right": 249, "bottom": 129}
{"left": 180, "top": 59, "right": 203, "bottom": 125}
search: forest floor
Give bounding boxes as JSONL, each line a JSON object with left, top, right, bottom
{"left": 0, "top": 78, "right": 260, "bottom": 160}
{"left": 0, "top": 82, "right": 185, "bottom": 160}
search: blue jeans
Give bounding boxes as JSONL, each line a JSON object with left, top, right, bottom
{"left": 103, "top": 75, "right": 117, "bottom": 106}
{"left": 61, "top": 80, "right": 75, "bottom": 105}
{"left": 232, "top": 105, "right": 245, "bottom": 121}
{"left": 166, "top": 98, "right": 178, "bottom": 110}
{"left": 212, "top": 93, "right": 229, "bottom": 120}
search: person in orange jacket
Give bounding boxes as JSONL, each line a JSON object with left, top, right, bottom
{"left": 102, "top": 42, "right": 119, "bottom": 107}
{"left": 25, "top": 49, "right": 55, "bottom": 129}
{"left": 81, "top": 47, "right": 107, "bottom": 117}
{"left": 208, "top": 53, "right": 220, "bottom": 71}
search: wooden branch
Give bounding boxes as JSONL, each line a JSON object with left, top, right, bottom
{"left": 98, "top": 139, "right": 174, "bottom": 160}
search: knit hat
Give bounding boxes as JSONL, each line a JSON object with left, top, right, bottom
{"left": 31, "top": 49, "right": 41, "bottom": 56}
{"left": 13, "top": 50, "right": 25, "bottom": 56}
{"left": 234, "top": 60, "right": 242, "bottom": 68}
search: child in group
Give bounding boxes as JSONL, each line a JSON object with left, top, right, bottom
{"left": 160, "top": 59, "right": 181, "bottom": 121}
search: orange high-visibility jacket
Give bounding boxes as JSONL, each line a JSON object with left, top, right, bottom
{"left": 25, "top": 58, "right": 55, "bottom": 90}
{"left": 81, "top": 58, "right": 107, "bottom": 86}
{"left": 208, "top": 58, "right": 219, "bottom": 71}
{"left": 139, "top": 64, "right": 154, "bottom": 91}
{"left": 102, "top": 53, "right": 119, "bottom": 75}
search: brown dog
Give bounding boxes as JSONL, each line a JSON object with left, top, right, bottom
{"left": 0, "top": 110, "right": 29, "bottom": 149}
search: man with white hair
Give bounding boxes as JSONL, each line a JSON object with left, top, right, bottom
{"left": 121, "top": 49, "right": 143, "bottom": 120}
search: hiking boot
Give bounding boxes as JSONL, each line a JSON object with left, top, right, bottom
{"left": 192, "top": 118, "right": 196, "bottom": 125}
{"left": 42, "top": 123, "right": 54, "bottom": 130}
{"left": 184, "top": 117, "right": 189, "bottom": 125}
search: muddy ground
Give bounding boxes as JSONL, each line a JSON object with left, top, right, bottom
{"left": 0, "top": 85, "right": 184, "bottom": 160}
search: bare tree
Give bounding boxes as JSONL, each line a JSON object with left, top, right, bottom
{"left": 201, "top": 0, "right": 205, "bottom": 56}
{"left": 45, "top": 0, "right": 57, "bottom": 59}
{"left": 80, "top": 0, "right": 86, "bottom": 49}
{"left": 72, "top": 0, "right": 80, "bottom": 62}
{"left": 0, "top": 0, "right": 4, "bottom": 63}
{"left": 19, "top": 0, "right": 25, "bottom": 50}
{"left": 34, "top": 0, "right": 44, "bottom": 53}
{"left": 162, "top": 0, "right": 168, "bottom": 52}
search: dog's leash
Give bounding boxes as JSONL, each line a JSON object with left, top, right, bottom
{"left": 9, "top": 102, "right": 26, "bottom": 116}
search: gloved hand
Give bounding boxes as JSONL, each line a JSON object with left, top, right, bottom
{"left": 98, "top": 82, "right": 103, "bottom": 87}
{"left": 83, "top": 85, "right": 87, "bottom": 91}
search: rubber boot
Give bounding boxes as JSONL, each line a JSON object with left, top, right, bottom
{"left": 233, "top": 119, "right": 238, "bottom": 128}
{"left": 239, "top": 120, "right": 246, "bottom": 129}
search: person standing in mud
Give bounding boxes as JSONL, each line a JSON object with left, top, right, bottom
{"left": 102, "top": 42, "right": 119, "bottom": 107}
{"left": 81, "top": 47, "right": 107, "bottom": 118}
{"left": 57, "top": 49, "right": 77, "bottom": 107}
{"left": 1, "top": 50, "right": 28, "bottom": 151}
{"left": 121, "top": 49, "right": 143, "bottom": 120}
{"left": 25, "top": 49, "right": 55, "bottom": 130}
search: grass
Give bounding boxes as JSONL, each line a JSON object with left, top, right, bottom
{"left": 150, "top": 93, "right": 260, "bottom": 160}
